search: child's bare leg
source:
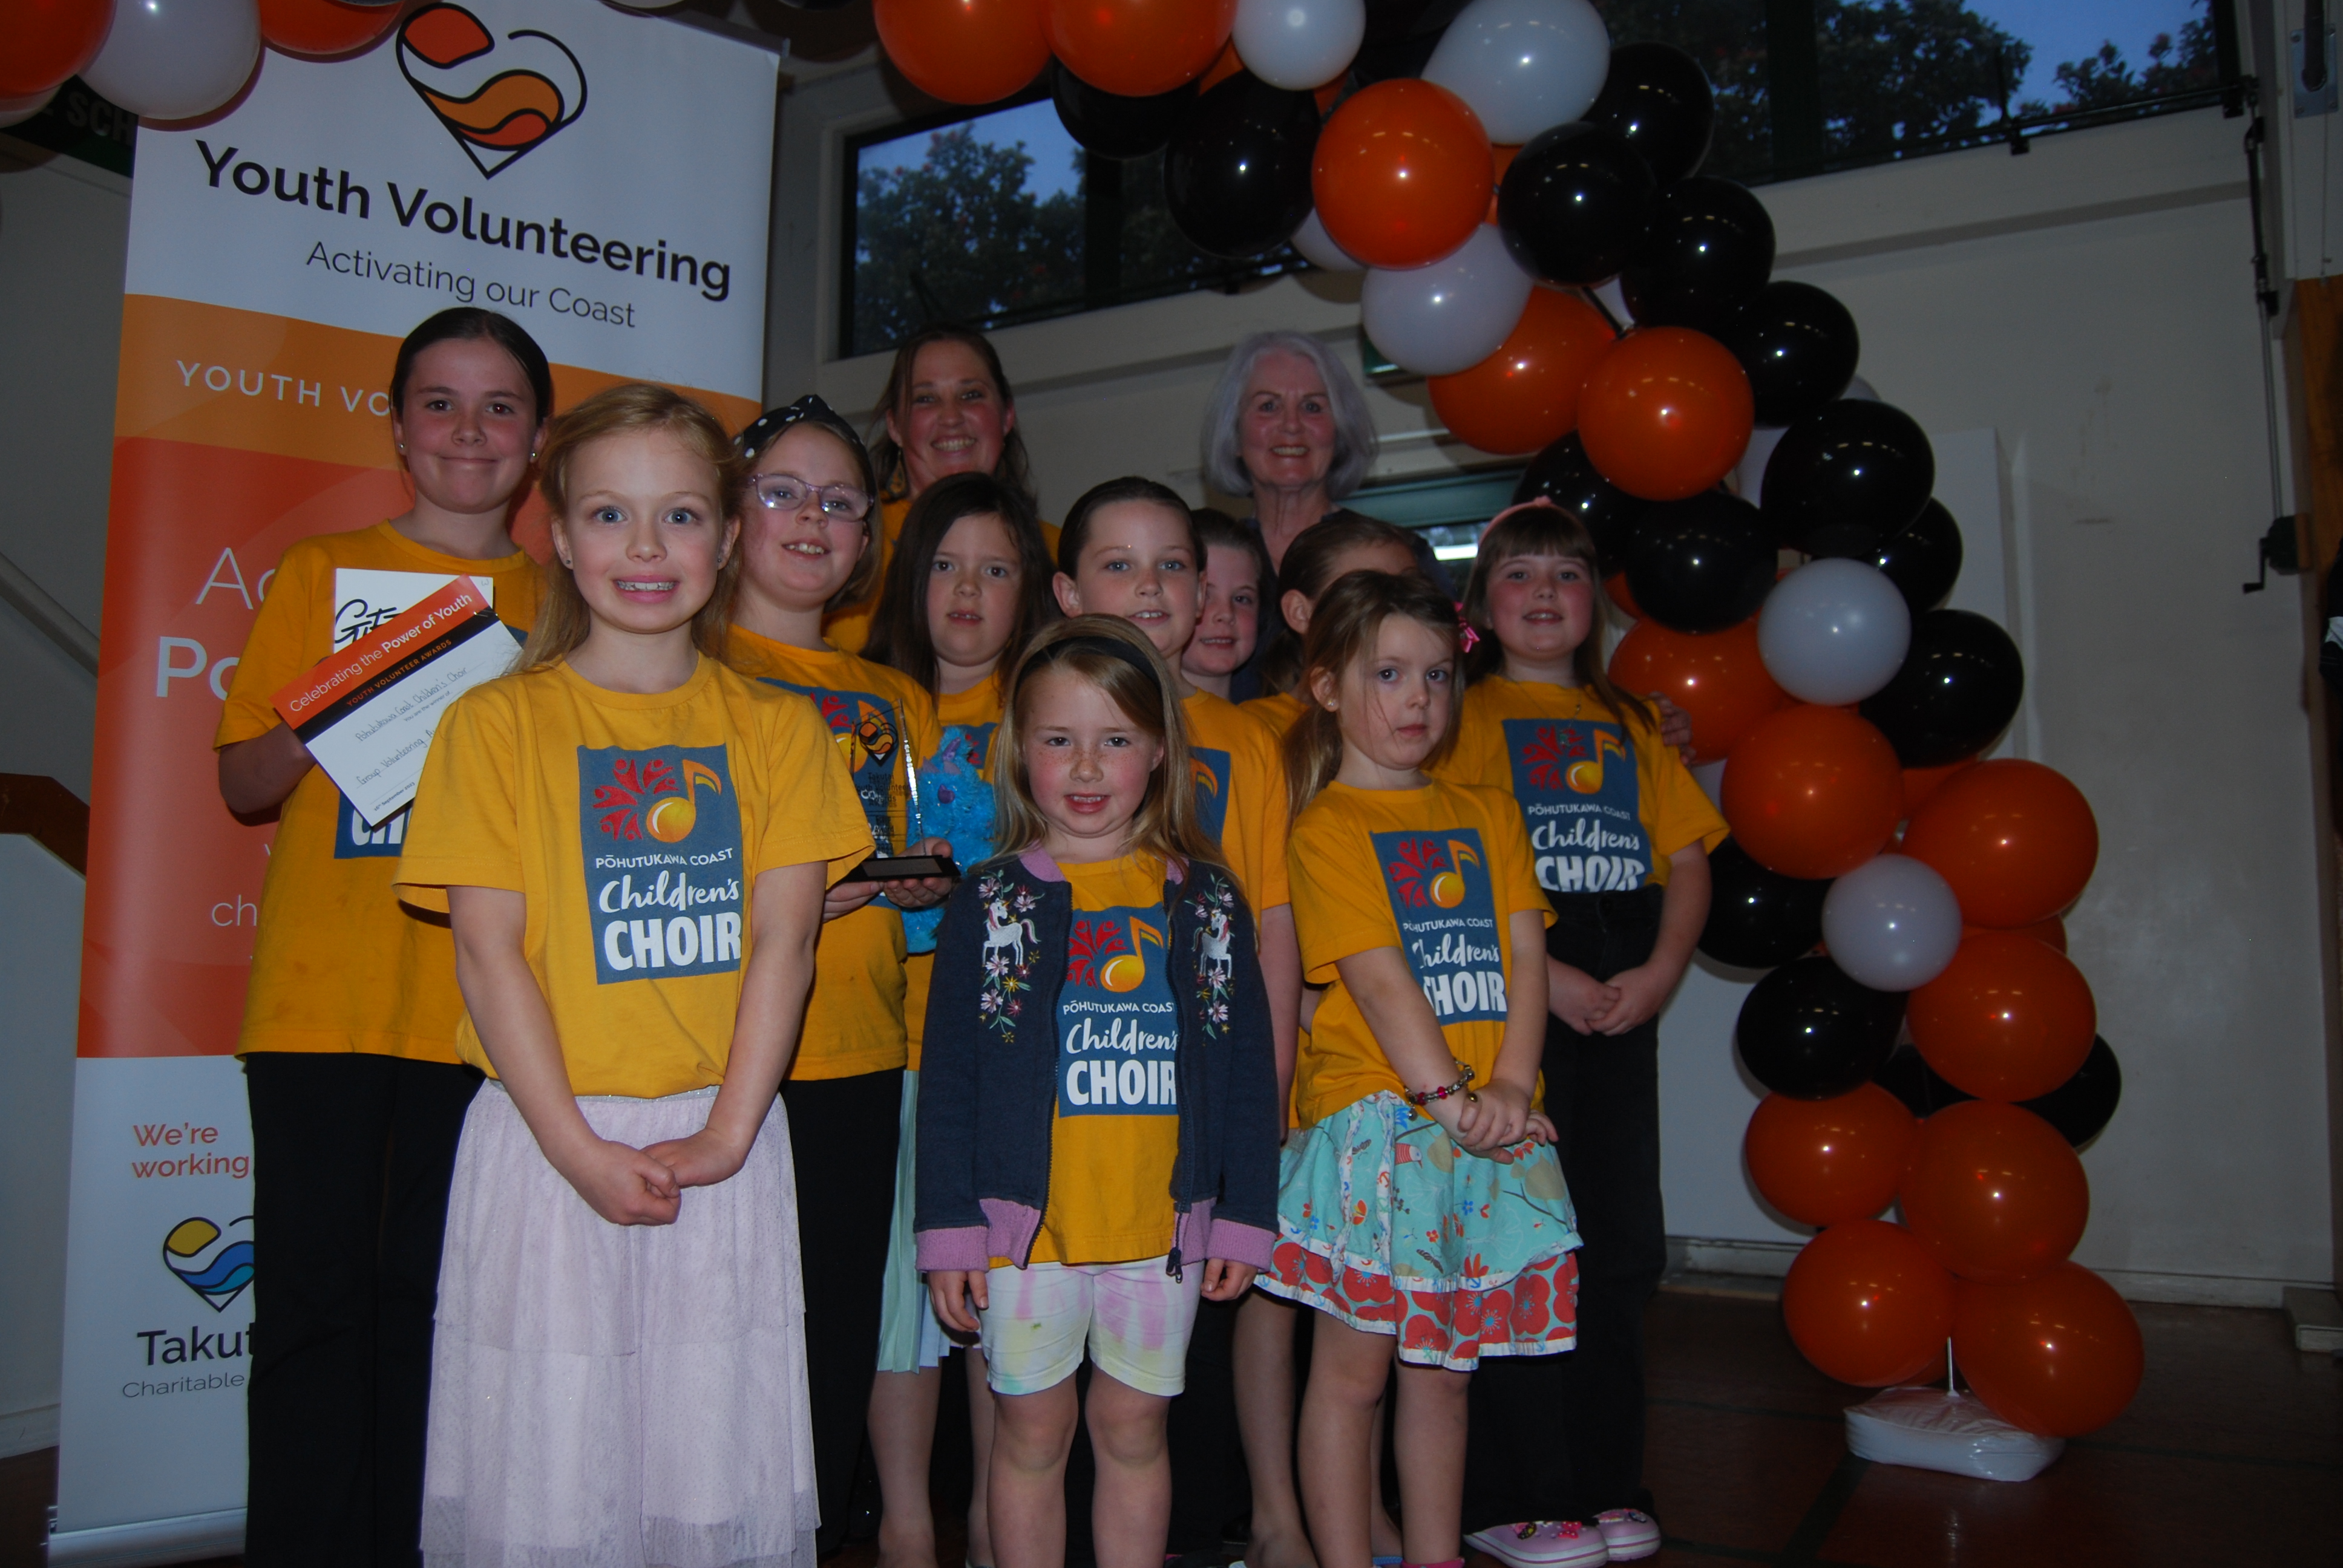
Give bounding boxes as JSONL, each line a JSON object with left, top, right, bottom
{"left": 1366, "top": 1390, "right": 1401, "bottom": 1560}
{"left": 988, "top": 1374, "right": 1079, "bottom": 1568}
{"left": 965, "top": 1347, "right": 998, "bottom": 1567}
{"left": 869, "top": 1368, "right": 943, "bottom": 1568}
{"left": 1084, "top": 1371, "right": 1176, "bottom": 1568}
{"left": 1391, "top": 1363, "right": 1470, "bottom": 1565}
{"left": 1234, "top": 1293, "right": 1316, "bottom": 1568}
{"left": 1296, "top": 1316, "right": 1395, "bottom": 1568}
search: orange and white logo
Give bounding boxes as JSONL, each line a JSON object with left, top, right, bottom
{"left": 398, "top": 3, "right": 587, "bottom": 179}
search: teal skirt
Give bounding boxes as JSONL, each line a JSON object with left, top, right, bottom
{"left": 876, "top": 1070, "right": 954, "bottom": 1373}
{"left": 1258, "top": 1091, "right": 1583, "bottom": 1370}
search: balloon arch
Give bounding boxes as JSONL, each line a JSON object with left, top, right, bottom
{"left": 2, "top": 0, "right": 2142, "bottom": 1449}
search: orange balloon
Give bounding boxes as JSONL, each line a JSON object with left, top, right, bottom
{"left": 258, "top": 0, "right": 400, "bottom": 59}
{"left": 1781, "top": 1220, "right": 1956, "bottom": 1387}
{"left": 1426, "top": 288, "right": 1614, "bottom": 456}
{"left": 1899, "top": 759, "right": 1976, "bottom": 817}
{"left": 2, "top": 0, "right": 110, "bottom": 96}
{"left": 1487, "top": 142, "right": 1519, "bottom": 223}
{"left": 2012, "top": 916, "right": 2066, "bottom": 953}
{"left": 1909, "top": 930, "right": 2096, "bottom": 1102}
{"left": 1046, "top": 0, "right": 1234, "bottom": 98}
{"left": 1953, "top": 1264, "right": 2144, "bottom": 1437}
{"left": 1720, "top": 705, "right": 1903, "bottom": 879}
{"left": 1199, "top": 37, "right": 1243, "bottom": 91}
{"left": 1604, "top": 571, "right": 1643, "bottom": 622}
{"left": 879, "top": 0, "right": 1052, "bottom": 105}
{"left": 1746, "top": 1085, "right": 1917, "bottom": 1227}
{"left": 1899, "top": 1100, "right": 2087, "bottom": 1283}
{"left": 1311, "top": 79, "right": 1492, "bottom": 269}
{"left": 1901, "top": 759, "right": 2099, "bottom": 929}
{"left": 1576, "top": 327, "right": 1755, "bottom": 501}
{"left": 1609, "top": 616, "right": 1788, "bottom": 765}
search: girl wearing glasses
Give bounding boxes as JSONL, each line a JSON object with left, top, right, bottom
{"left": 726, "top": 395, "right": 952, "bottom": 1553}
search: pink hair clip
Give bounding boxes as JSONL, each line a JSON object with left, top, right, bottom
{"left": 1456, "top": 615, "right": 1481, "bottom": 653}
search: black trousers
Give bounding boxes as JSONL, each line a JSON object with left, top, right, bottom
{"left": 1463, "top": 886, "right": 1668, "bottom": 1530}
{"left": 781, "top": 1067, "right": 903, "bottom": 1549}
{"left": 243, "top": 1050, "right": 482, "bottom": 1568}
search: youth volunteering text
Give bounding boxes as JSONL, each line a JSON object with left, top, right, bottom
{"left": 195, "top": 140, "right": 733, "bottom": 306}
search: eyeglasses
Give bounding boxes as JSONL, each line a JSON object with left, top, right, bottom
{"left": 753, "top": 472, "right": 871, "bottom": 524}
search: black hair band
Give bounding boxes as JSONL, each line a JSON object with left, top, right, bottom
{"left": 1015, "top": 634, "right": 1161, "bottom": 691}
{"left": 735, "top": 393, "right": 870, "bottom": 466}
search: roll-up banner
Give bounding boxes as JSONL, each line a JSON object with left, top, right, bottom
{"left": 57, "top": 7, "right": 774, "bottom": 1560}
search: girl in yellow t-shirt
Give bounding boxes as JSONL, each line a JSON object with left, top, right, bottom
{"left": 724, "top": 394, "right": 951, "bottom": 1550}
{"left": 917, "top": 616, "right": 1278, "bottom": 1568}
{"left": 1182, "top": 509, "right": 1273, "bottom": 701}
{"left": 1266, "top": 570, "right": 1581, "bottom": 1568}
{"left": 212, "top": 306, "right": 550, "bottom": 1564}
{"left": 1246, "top": 512, "right": 1429, "bottom": 741}
{"left": 859, "top": 469, "right": 1059, "bottom": 1568}
{"left": 394, "top": 384, "right": 871, "bottom": 1566}
{"left": 1437, "top": 501, "right": 1727, "bottom": 1565}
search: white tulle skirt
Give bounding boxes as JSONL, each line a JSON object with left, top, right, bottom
{"left": 422, "top": 1081, "right": 818, "bottom": 1568}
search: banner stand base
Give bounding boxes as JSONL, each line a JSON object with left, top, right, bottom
{"left": 47, "top": 1508, "right": 243, "bottom": 1567}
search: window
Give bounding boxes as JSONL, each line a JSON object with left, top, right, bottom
{"left": 844, "top": 95, "right": 1300, "bottom": 359}
{"left": 842, "top": 2, "right": 2240, "bottom": 356}
{"left": 1349, "top": 470, "right": 1527, "bottom": 562}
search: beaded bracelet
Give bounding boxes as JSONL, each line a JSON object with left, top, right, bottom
{"left": 1405, "top": 1060, "right": 1478, "bottom": 1108}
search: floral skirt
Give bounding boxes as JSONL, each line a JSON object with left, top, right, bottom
{"left": 1258, "top": 1092, "right": 1582, "bottom": 1371}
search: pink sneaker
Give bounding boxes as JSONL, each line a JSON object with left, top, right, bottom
{"left": 1593, "top": 1509, "right": 1660, "bottom": 1562}
{"left": 1464, "top": 1520, "right": 1609, "bottom": 1568}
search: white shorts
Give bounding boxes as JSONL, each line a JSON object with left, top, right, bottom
{"left": 977, "top": 1255, "right": 1204, "bottom": 1398}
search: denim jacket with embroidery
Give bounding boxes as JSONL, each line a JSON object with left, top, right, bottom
{"left": 913, "top": 847, "right": 1280, "bottom": 1275}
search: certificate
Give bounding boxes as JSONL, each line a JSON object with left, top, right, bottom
{"left": 274, "top": 577, "right": 519, "bottom": 828}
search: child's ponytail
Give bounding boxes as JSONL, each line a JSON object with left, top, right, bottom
{"left": 1282, "top": 571, "right": 1463, "bottom": 817}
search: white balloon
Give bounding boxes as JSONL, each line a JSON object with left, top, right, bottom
{"left": 1233, "top": 0, "right": 1365, "bottom": 92}
{"left": 1757, "top": 557, "right": 1911, "bottom": 706}
{"left": 0, "top": 87, "right": 59, "bottom": 129}
{"left": 1422, "top": 0, "right": 1611, "bottom": 144}
{"left": 1820, "top": 855, "right": 1962, "bottom": 992}
{"left": 1734, "top": 424, "right": 1787, "bottom": 501}
{"left": 1691, "top": 759, "right": 1726, "bottom": 811}
{"left": 1361, "top": 226, "right": 1535, "bottom": 376}
{"left": 1844, "top": 374, "right": 1879, "bottom": 402}
{"left": 1291, "top": 207, "right": 1365, "bottom": 272}
{"left": 603, "top": 0, "right": 686, "bottom": 10}
{"left": 82, "top": 0, "right": 258, "bottom": 122}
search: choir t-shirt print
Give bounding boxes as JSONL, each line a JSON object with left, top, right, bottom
{"left": 579, "top": 743, "right": 746, "bottom": 983}
{"left": 1057, "top": 901, "right": 1179, "bottom": 1116}
{"left": 1372, "top": 828, "right": 1507, "bottom": 1024}
{"left": 1501, "top": 717, "right": 1653, "bottom": 896}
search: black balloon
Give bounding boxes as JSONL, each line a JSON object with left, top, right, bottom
{"left": 1051, "top": 59, "right": 1196, "bottom": 160}
{"left": 1859, "top": 608, "right": 2024, "bottom": 766}
{"left": 1736, "top": 956, "right": 1906, "bottom": 1099}
{"left": 1622, "top": 490, "right": 1775, "bottom": 634}
{"left": 1584, "top": 41, "right": 1715, "bottom": 186}
{"left": 1619, "top": 176, "right": 1775, "bottom": 333}
{"left": 1164, "top": 73, "right": 1320, "bottom": 260}
{"left": 1699, "top": 840, "right": 1830, "bottom": 969}
{"left": 1760, "top": 399, "right": 1935, "bottom": 553}
{"left": 1867, "top": 497, "right": 1964, "bottom": 612}
{"left": 1875, "top": 1037, "right": 2120, "bottom": 1149}
{"left": 1497, "top": 122, "right": 1656, "bottom": 286}
{"left": 1724, "top": 281, "right": 1860, "bottom": 427}
{"left": 1510, "top": 433, "right": 1647, "bottom": 574}
{"left": 2019, "top": 1036, "right": 2122, "bottom": 1148}
{"left": 777, "top": 0, "right": 858, "bottom": 8}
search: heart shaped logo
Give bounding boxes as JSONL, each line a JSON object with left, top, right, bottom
{"left": 398, "top": 4, "right": 587, "bottom": 180}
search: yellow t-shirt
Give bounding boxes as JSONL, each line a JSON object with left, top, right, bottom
{"left": 824, "top": 495, "right": 1061, "bottom": 654}
{"left": 1286, "top": 780, "right": 1553, "bottom": 1128}
{"left": 393, "top": 657, "right": 872, "bottom": 1099}
{"left": 1026, "top": 851, "right": 1181, "bottom": 1266}
{"left": 904, "top": 676, "right": 1007, "bottom": 1073}
{"left": 1434, "top": 677, "right": 1728, "bottom": 895}
{"left": 1240, "top": 689, "right": 1308, "bottom": 740}
{"left": 1182, "top": 690, "right": 1289, "bottom": 915}
{"left": 214, "top": 521, "right": 543, "bottom": 1062}
{"left": 724, "top": 626, "right": 943, "bottom": 1079}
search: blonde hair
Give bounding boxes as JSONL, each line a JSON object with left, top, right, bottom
{"left": 520, "top": 384, "right": 744, "bottom": 672}
{"left": 1457, "top": 501, "right": 1654, "bottom": 730}
{"left": 989, "top": 616, "right": 1221, "bottom": 874}
{"left": 1283, "top": 571, "right": 1463, "bottom": 817}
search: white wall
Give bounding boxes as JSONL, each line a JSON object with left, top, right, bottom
{"left": 0, "top": 835, "right": 85, "bottom": 1455}
{"left": 0, "top": 142, "right": 129, "bottom": 802}
{"left": 775, "top": 74, "right": 2338, "bottom": 1297}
